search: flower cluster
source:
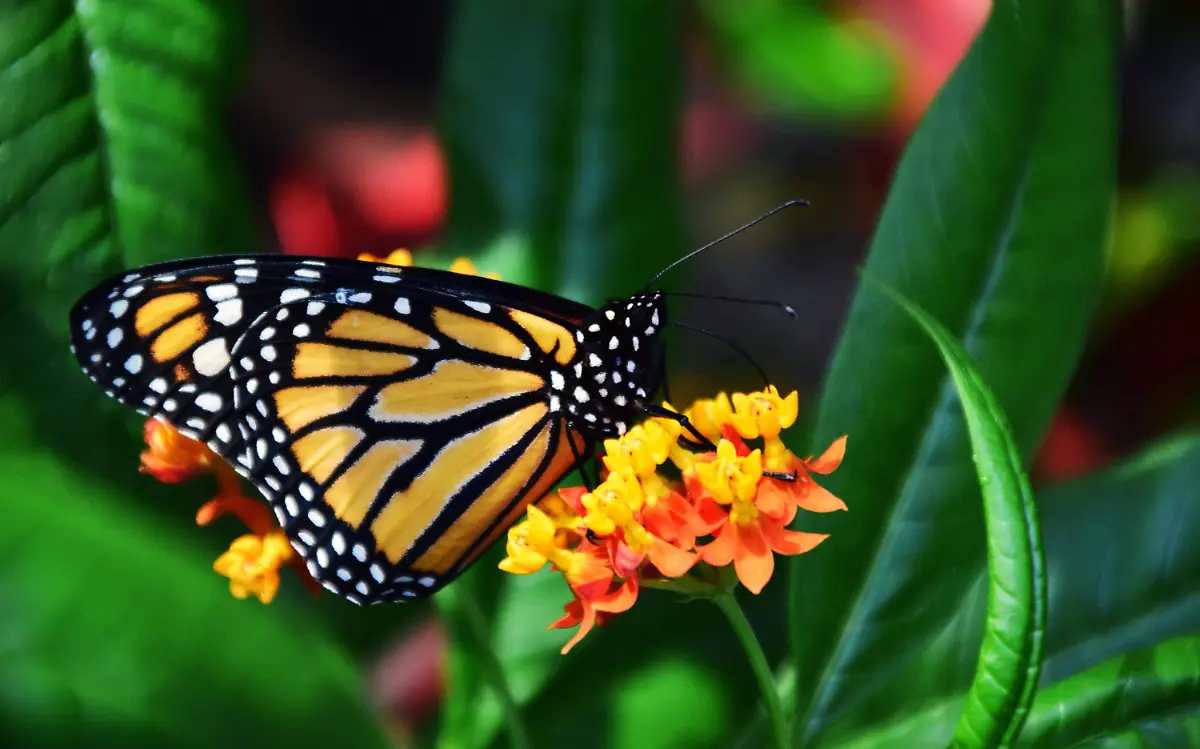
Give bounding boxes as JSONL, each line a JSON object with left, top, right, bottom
{"left": 138, "top": 249, "right": 494, "bottom": 603}
{"left": 500, "top": 387, "right": 847, "bottom": 653}
{"left": 140, "top": 418, "right": 313, "bottom": 604}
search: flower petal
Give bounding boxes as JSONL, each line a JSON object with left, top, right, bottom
{"left": 611, "top": 538, "right": 645, "bottom": 578}
{"left": 762, "top": 521, "right": 829, "bottom": 556}
{"left": 645, "top": 538, "right": 698, "bottom": 578}
{"left": 755, "top": 479, "right": 789, "bottom": 518}
{"left": 196, "top": 494, "right": 276, "bottom": 536}
{"left": 555, "top": 601, "right": 597, "bottom": 655}
{"left": 809, "top": 436, "right": 847, "bottom": 474}
{"left": 700, "top": 521, "right": 736, "bottom": 567}
{"left": 796, "top": 480, "right": 848, "bottom": 513}
{"left": 732, "top": 522, "right": 774, "bottom": 595}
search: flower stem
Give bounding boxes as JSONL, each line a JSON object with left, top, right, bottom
{"left": 713, "top": 592, "right": 790, "bottom": 749}
{"left": 456, "top": 588, "right": 531, "bottom": 749}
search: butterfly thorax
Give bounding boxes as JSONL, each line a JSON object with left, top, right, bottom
{"left": 548, "top": 292, "right": 666, "bottom": 439}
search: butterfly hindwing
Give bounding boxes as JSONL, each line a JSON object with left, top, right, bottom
{"left": 226, "top": 287, "right": 589, "bottom": 600}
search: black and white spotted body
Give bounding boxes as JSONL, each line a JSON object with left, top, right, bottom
{"left": 548, "top": 292, "right": 667, "bottom": 439}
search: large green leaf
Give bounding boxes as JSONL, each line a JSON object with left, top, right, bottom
{"left": 0, "top": 3, "right": 387, "bottom": 745}
{"left": 878, "top": 283, "right": 1045, "bottom": 747}
{"left": 791, "top": 0, "right": 1117, "bottom": 742}
{"left": 0, "top": 0, "right": 255, "bottom": 478}
{"left": 1020, "top": 637, "right": 1200, "bottom": 748}
{"left": 434, "top": 2, "right": 688, "bottom": 746}
{"left": 0, "top": 451, "right": 388, "bottom": 749}
{"left": 815, "top": 432, "right": 1200, "bottom": 748}
{"left": 438, "top": 0, "right": 684, "bottom": 305}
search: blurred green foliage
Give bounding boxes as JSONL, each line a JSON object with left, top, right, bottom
{"left": 697, "top": 0, "right": 897, "bottom": 120}
{"left": 2, "top": 0, "right": 1197, "bottom": 748}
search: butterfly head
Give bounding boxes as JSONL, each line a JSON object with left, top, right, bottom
{"left": 551, "top": 292, "right": 666, "bottom": 438}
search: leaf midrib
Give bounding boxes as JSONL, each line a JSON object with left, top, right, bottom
{"left": 71, "top": 0, "right": 123, "bottom": 270}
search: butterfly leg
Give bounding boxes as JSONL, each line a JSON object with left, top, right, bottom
{"left": 656, "top": 339, "right": 673, "bottom": 405}
{"left": 636, "top": 403, "right": 716, "bottom": 452}
{"left": 566, "top": 424, "right": 599, "bottom": 491}
{"left": 640, "top": 405, "right": 795, "bottom": 481}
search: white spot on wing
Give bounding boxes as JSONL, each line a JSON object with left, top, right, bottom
{"left": 195, "top": 392, "right": 223, "bottom": 412}
{"left": 206, "top": 284, "right": 237, "bottom": 302}
{"left": 192, "top": 338, "right": 230, "bottom": 376}
{"left": 280, "top": 287, "right": 310, "bottom": 304}
{"left": 213, "top": 299, "right": 243, "bottom": 326}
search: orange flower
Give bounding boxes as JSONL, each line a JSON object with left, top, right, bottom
{"left": 696, "top": 494, "right": 828, "bottom": 595}
{"left": 551, "top": 576, "right": 640, "bottom": 655}
{"left": 140, "top": 418, "right": 217, "bottom": 484}
{"left": 135, "top": 419, "right": 320, "bottom": 602}
{"left": 756, "top": 436, "right": 849, "bottom": 516}
{"left": 500, "top": 385, "right": 849, "bottom": 652}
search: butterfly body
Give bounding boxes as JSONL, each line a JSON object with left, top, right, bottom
{"left": 69, "top": 255, "right": 667, "bottom": 603}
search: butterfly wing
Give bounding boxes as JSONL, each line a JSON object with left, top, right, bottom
{"left": 70, "top": 255, "right": 591, "bottom": 602}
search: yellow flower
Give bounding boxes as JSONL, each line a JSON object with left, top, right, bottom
{"left": 601, "top": 420, "right": 678, "bottom": 479}
{"left": 684, "top": 393, "right": 734, "bottom": 441}
{"left": 212, "top": 530, "right": 295, "bottom": 604}
{"left": 729, "top": 386, "right": 799, "bottom": 440}
{"left": 694, "top": 440, "right": 763, "bottom": 504}
{"left": 499, "top": 504, "right": 563, "bottom": 575}
{"left": 449, "top": 257, "right": 502, "bottom": 280}
{"left": 358, "top": 248, "right": 414, "bottom": 267}
{"left": 581, "top": 471, "right": 645, "bottom": 536}
{"left": 500, "top": 385, "right": 847, "bottom": 651}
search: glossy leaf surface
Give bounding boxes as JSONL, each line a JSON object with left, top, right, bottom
{"left": 791, "top": 0, "right": 1117, "bottom": 742}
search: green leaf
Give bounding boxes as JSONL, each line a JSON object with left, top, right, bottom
{"left": 1020, "top": 637, "right": 1200, "bottom": 748}
{"left": 791, "top": 0, "right": 1117, "bottom": 741}
{"left": 875, "top": 282, "right": 1045, "bottom": 747}
{"left": 0, "top": 4, "right": 390, "bottom": 746}
{"left": 438, "top": 0, "right": 685, "bottom": 305}
{"left": 1037, "top": 435, "right": 1200, "bottom": 683}
{"left": 806, "top": 432, "right": 1200, "bottom": 749}
{"left": 0, "top": 0, "right": 255, "bottom": 479}
{"left": 0, "top": 451, "right": 388, "bottom": 749}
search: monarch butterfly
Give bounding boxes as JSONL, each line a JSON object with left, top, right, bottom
{"left": 68, "top": 203, "right": 804, "bottom": 604}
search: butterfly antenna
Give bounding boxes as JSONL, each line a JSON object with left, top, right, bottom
{"left": 668, "top": 320, "right": 771, "bottom": 386}
{"left": 645, "top": 199, "right": 810, "bottom": 290}
{"left": 662, "top": 291, "right": 797, "bottom": 318}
